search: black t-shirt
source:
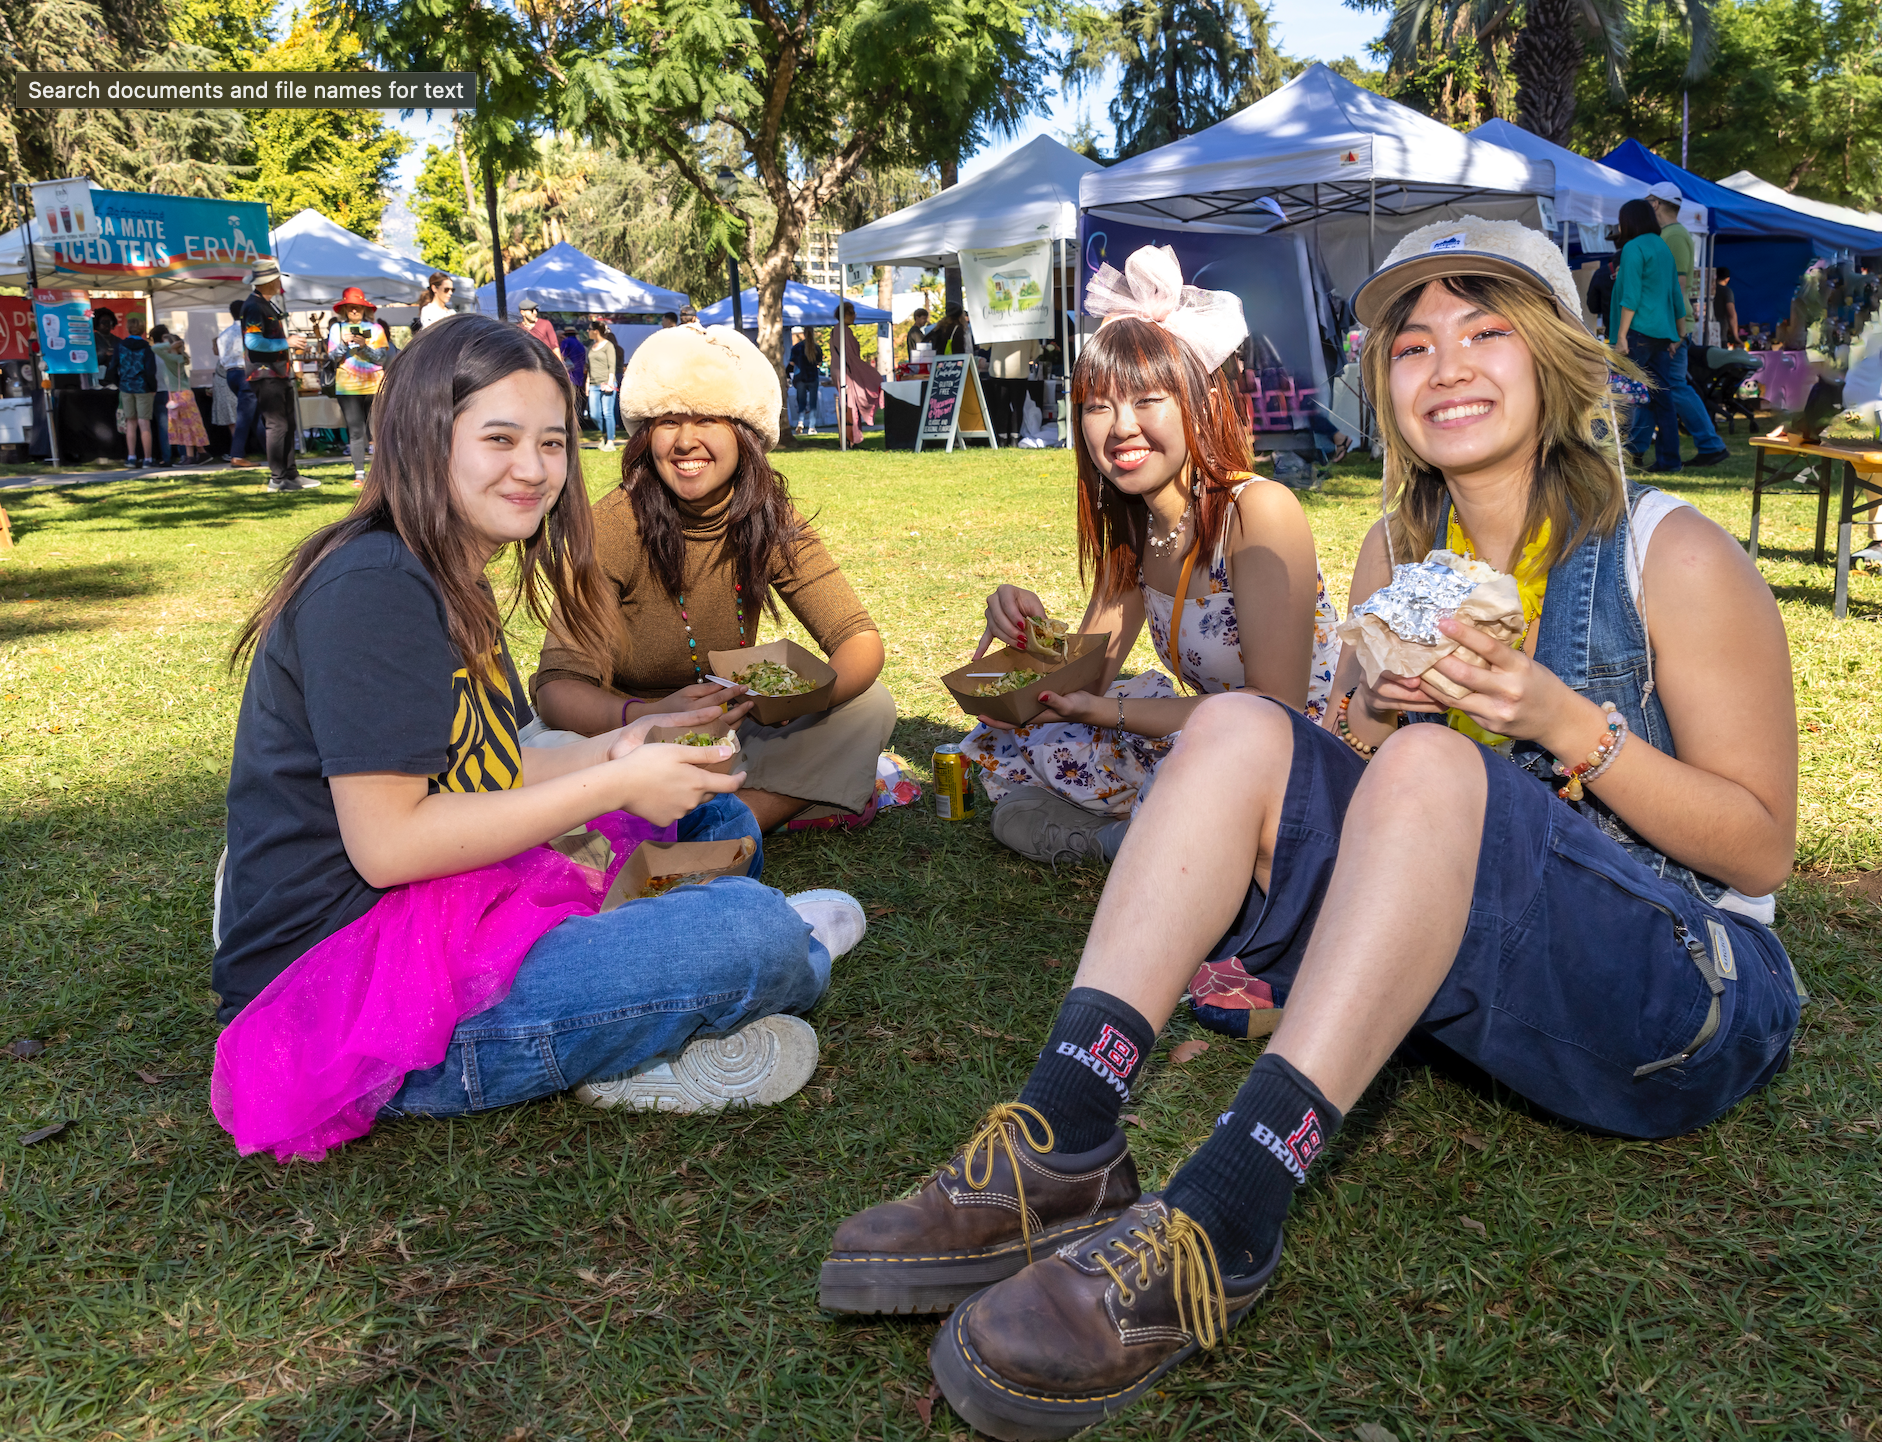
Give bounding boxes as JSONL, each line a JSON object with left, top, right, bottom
{"left": 213, "top": 529, "right": 532, "bottom": 1022}
{"left": 1716, "top": 283, "right": 1736, "bottom": 312}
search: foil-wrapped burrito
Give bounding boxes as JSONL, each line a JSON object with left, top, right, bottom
{"left": 1336, "top": 550, "right": 1524, "bottom": 701}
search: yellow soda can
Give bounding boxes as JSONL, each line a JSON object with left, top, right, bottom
{"left": 932, "top": 743, "right": 976, "bottom": 821}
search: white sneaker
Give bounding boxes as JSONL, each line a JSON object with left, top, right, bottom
{"left": 786, "top": 888, "right": 866, "bottom": 960}
{"left": 573, "top": 1014, "right": 818, "bottom": 1112}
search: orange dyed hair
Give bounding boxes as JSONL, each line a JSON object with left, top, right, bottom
{"left": 1071, "top": 318, "right": 1253, "bottom": 601}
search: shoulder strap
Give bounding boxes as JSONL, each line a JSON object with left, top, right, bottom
{"left": 1154, "top": 542, "right": 1203, "bottom": 694}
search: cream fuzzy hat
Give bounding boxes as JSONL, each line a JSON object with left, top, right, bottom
{"left": 617, "top": 323, "right": 783, "bottom": 449}
{"left": 1352, "top": 216, "right": 1586, "bottom": 332}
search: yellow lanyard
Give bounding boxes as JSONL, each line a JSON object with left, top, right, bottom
{"left": 1443, "top": 512, "right": 1550, "bottom": 748}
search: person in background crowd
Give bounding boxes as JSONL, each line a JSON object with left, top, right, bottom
{"left": 679, "top": 305, "right": 699, "bottom": 326}
{"left": 151, "top": 325, "right": 209, "bottom": 465}
{"left": 560, "top": 325, "right": 587, "bottom": 400}
{"left": 836, "top": 301, "right": 881, "bottom": 444}
{"left": 586, "top": 319, "right": 618, "bottom": 451}
{"left": 660, "top": 312, "right": 680, "bottom": 329}
{"left": 788, "top": 327, "right": 823, "bottom": 435}
{"left": 1647, "top": 182, "right": 1729, "bottom": 466}
{"left": 243, "top": 257, "right": 312, "bottom": 493}
{"left": 148, "top": 320, "right": 176, "bottom": 466}
{"left": 325, "top": 287, "right": 392, "bottom": 487}
{"left": 92, "top": 307, "right": 119, "bottom": 390}
{"left": 116, "top": 313, "right": 158, "bottom": 469}
{"left": 926, "top": 304, "right": 969, "bottom": 356}
{"left": 1585, "top": 255, "right": 1617, "bottom": 334}
{"left": 519, "top": 299, "right": 559, "bottom": 356}
{"left": 904, "top": 307, "right": 930, "bottom": 363}
{"left": 416, "top": 272, "right": 455, "bottom": 330}
{"left": 217, "top": 299, "right": 258, "bottom": 466}
{"left": 1716, "top": 266, "right": 1741, "bottom": 343}
{"left": 1610, "top": 198, "right": 1685, "bottom": 474}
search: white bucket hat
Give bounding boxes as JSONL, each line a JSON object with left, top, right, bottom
{"left": 1352, "top": 216, "right": 1587, "bottom": 332}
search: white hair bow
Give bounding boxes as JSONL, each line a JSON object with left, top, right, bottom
{"left": 1083, "top": 244, "right": 1249, "bottom": 372}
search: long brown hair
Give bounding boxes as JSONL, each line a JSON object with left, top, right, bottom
{"left": 1071, "top": 317, "right": 1254, "bottom": 601}
{"left": 1361, "top": 273, "right": 1641, "bottom": 571}
{"left": 618, "top": 419, "right": 807, "bottom": 618}
{"left": 232, "top": 314, "right": 614, "bottom": 684}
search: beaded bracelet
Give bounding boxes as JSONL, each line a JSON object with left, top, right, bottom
{"left": 1337, "top": 687, "right": 1378, "bottom": 758}
{"left": 1552, "top": 703, "right": 1626, "bottom": 801}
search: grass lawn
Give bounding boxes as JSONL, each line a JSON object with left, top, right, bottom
{"left": 1, "top": 439, "right": 1879, "bottom": 1441}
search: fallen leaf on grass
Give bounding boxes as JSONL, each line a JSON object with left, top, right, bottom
{"left": 866, "top": 904, "right": 898, "bottom": 919}
{"left": 1355, "top": 1424, "right": 1400, "bottom": 1442}
{"left": 1458, "top": 1215, "right": 1486, "bottom": 1235}
{"left": 1460, "top": 1131, "right": 1490, "bottom": 1151}
{"left": 1041, "top": 957, "right": 1062, "bottom": 969}
{"left": 1121, "top": 1113, "right": 1143, "bottom": 1127}
{"left": 21, "top": 1121, "right": 69, "bottom": 1145}
{"left": 6, "top": 1039, "right": 45, "bottom": 1060}
{"left": 916, "top": 1381, "right": 941, "bottom": 1428}
{"left": 576, "top": 1268, "right": 601, "bottom": 1286}
{"left": 136, "top": 1070, "right": 165, "bottom": 1085}
{"left": 1170, "top": 1039, "right": 1210, "bottom": 1064}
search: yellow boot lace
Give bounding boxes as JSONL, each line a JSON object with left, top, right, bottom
{"left": 943, "top": 1102, "right": 1057, "bottom": 1263}
{"left": 1090, "top": 1207, "right": 1228, "bottom": 1348}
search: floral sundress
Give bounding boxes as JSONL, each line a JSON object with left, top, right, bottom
{"left": 965, "top": 498, "right": 1340, "bottom": 818}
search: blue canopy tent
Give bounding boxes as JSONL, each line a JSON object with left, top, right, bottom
{"left": 475, "top": 242, "right": 689, "bottom": 316}
{"left": 696, "top": 280, "right": 890, "bottom": 329}
{"left": 1602, "top": 140, "right": 1882, "bottom": 327}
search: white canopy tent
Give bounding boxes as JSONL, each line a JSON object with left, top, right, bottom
{"left": 837, "top": 135, "right": 1100, "bottom": 269}
{"left": 1718, "top": 171, "right": 1882, "bottom": 235}
{"left": 476, "top": 242, "right": 689, "bottom": 315}
{"left": 1080, "top": 63, "right": 1555, "bottom": 309}
{"left": 274, "top": 208, "right": 470, "bottom": 308}
{"left": 1469, "top": 119, "right": 1707, "bottom": 234}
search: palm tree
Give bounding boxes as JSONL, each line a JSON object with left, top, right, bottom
{"left": 1062, "top": 0, "right": 1295, "bottom": 159}
{"left": 1381, "top": 0, "right": 1713, "bottom": 147}
{"left": 509, "top": 136, "right": 594, "bottom": 254}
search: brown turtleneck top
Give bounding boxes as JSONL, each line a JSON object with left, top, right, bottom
{"left": 530, "top": 483, "right": 876, "bottom": 702}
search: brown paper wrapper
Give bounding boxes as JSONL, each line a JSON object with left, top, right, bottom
{"left": 1335, "top": 572, "right": 1524, "bottom": 696}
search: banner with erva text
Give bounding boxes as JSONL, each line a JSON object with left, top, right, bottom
{"left": 960, "top": 241, "right": 1054, "bottom": 342}
{"left": 29, "top": 179, "right": 271, "bottom": 297}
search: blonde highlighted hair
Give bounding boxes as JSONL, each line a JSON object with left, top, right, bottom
{"left": 1360, "top": 273, "right": 1644, "bottom": 570}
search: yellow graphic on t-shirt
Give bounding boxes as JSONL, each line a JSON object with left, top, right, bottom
{"left": 435, "top": 652, "right": 526, "bottom": 793}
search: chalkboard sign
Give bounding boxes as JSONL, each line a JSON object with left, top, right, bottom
{"left": 918, "top": 357, "right": 968, "bottom": 447}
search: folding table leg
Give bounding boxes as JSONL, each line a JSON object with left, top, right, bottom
{"left": 1815, "top": 467, "right": 1832, "bottom": 565}
{"left": 1834, "top": 460, "right": 1855, "bottom": 620}
{"left": 1748, "top": 448, "right": 1766, "bottom": 559}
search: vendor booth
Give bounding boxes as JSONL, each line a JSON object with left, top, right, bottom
{"left": 1718, "top": 172, "right": 1882, "bottom": 246}
{"left": 275, "top": 208, "right": 470, "bottom": 310}
{"left": 1078, "top": 63, "right": 1555, "bottom": 470}
{"left": 698, "top": 282, "right": 895, "bottom": 444}
{"left": 475, "top": 243, "right": 688, "bottom": 317}
{"left": 839, "top": 135, "right": 1098, "bottom": 449}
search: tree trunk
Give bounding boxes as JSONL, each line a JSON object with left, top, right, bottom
{"left": 1510, "top": 0, "right": 1583, "bottom": 147}
{"left": 941, "top": 158, "right": 962, "bottom": 313}
{"left": 483, "top": 155, "right": 507, "bottom": 320}
{"left": 453, "top": 116, "right": 480, "bottom": 222}
{"left": 754, "top": 210, "right": 803, "bottom": 443}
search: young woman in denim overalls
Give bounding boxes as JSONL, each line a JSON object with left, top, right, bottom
{"left": 822, "top": 219, "right": 1802, "bottom": 1441}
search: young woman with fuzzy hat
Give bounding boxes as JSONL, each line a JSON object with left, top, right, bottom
{"left": 530, "top": 323, "right": 895, "bottom": 833}
{"left": 824, "top": 219, "right": 1802, "bottom": 1439}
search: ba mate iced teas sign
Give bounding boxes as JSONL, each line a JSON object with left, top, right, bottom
{"left": 29, "top": 178, "right": 271, "bottom": 293}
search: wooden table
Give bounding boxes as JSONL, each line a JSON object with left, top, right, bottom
{"left": 1749, "top": 434, "right": 1882, "bottom": 618}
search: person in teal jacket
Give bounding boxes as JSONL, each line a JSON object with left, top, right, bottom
{"left": 1609, "top": 198, "right": 1687, "bottom": 472}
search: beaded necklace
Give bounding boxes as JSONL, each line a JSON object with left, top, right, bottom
{"left": 677, "top": 583, "right": 747, "bottom": 681}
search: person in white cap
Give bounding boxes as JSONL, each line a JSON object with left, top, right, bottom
{"left": 1647, "top": 181, "right": 1730, "bottom": 465}
{"left": 842, "top": 216, "right": 1800, "bottom": 1442}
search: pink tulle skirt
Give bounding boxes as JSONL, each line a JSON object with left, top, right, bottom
{"left": 211, "top": 811, "right": 674, "bottom": 1163}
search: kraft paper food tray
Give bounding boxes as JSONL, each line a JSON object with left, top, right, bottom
{"left": 599, "top": 837, "right": 758, "bottom": 912}
{"left": 646, "top": 716, "right": 743, "bottom": 775}
{"left": 707, "top": 638, "right": 838, "bottom": 727}
{"left": 941, "top": 632, "right": 1111, "bottom": 727}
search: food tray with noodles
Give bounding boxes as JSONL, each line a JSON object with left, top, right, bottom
{"left": 707, "top": 638, "right": 838, "bottom": 726}
{"left": 646, "top": 716, "right": 743, "bottom": 774}
{"left": 599, "top": 836, "right": 759, "bottom": 911}
{"left": 939, "top": 631, "right": 1112, "bottom": 727}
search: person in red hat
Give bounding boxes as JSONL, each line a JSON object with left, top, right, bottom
{"left": 326, "top": 287, "right": 393, "bottom": 486}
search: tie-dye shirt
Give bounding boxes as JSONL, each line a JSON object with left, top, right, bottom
{"left": 325, "top": 319, "right": 391, "bottom": 395}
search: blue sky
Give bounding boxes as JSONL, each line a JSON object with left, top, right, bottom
{"left": 385, "top": 0, "right": 1390, "bottom": 189}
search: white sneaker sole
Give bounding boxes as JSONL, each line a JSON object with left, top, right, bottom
{"left": 574, "top": 1014, "right": 818, "bottom": 1113}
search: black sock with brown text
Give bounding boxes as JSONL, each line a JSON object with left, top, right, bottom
{"left": 1163, "top": 1051, "right": 1344, "bottom": 1277}
{"left": 1016, "top": 987, "right": 1157, "bottom": 1154}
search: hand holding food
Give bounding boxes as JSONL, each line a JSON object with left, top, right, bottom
{"left": 973, "top": 585, "right": 1050, "bottom": 659}
{"left": 1023, "top": 614, "right": 1070, "bottom": 662}
{"left": 1336, "top": 550, "right": 1524, "bottom": 701}
{"left": 609, "top": 705, "right": 729, "bottom": 760}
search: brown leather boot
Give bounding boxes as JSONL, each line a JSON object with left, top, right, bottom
{"left": 928, "top": 1198, "right": 1280, "bottom": 1440}
{"left": 819, "top": 1103, "right": 1140, "bottom": 1315}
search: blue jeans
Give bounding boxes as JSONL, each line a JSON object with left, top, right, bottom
{"left": 379, "top": 795, "right": 828, "bottom": 1115}
{"left": 225, "top": 367, "right": 257, "bottom": 457}
{"left": 588, "top": 385, "right": 615, "bottom": 443}
{"left": 795, "top": 381, "right": 817, "bottom": 428}
{"left": 1668, "top": 340, "right": 1725, "bottom": 455}
{"left": 1625, "top": 333, "right": 1681, "bottom": 471}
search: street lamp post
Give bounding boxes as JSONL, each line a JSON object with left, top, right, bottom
{"left": 715, "top": 167, "right": 743, "bottom": 332}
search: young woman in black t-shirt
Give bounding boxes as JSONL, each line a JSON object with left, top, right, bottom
{"left": 212, "top": 315, "right": 865, "bottom": 1161}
